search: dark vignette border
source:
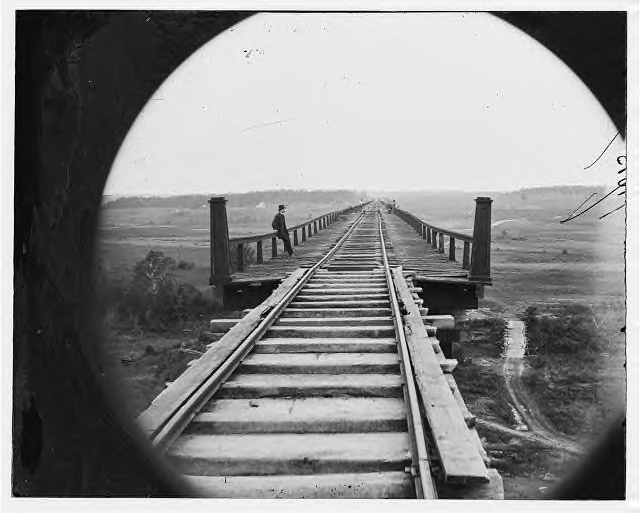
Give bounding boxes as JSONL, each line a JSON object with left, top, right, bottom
{"left": 13, "top": 10, "right": 626, "bottom": 498}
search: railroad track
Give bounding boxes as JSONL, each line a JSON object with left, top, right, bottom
{"left": 139, "top": 204, "right": 500, "bottom": 499}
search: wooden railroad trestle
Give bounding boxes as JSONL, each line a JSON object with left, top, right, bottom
{"left": 138, "top": 202, "right": 502, "bottom": 499}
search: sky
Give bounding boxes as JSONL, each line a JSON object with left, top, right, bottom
{"left": 104, "top": 12, "right": 625, "bottom": 196}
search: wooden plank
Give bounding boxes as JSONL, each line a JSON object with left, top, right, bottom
{"left": 137, "top": 268, "right": 307, "bottom": 439}
{"left": 439, "top": 359, "right": 459, "bottom": 373}
{"left": 391, "top": 267, "right": 489, "bottom": 483}
{"left": 239, "top": 352, "right": 400, "bottom": 374}
{"left": 437, "top": 469, "right": 504, "bottom": 500}
{"left": 413, "top": 309, "right": 490, "bottom": 469}
{"left": 420, "top": 326, "right": 489, "bottom": 467}
{"left": 444, "top": 375, "right": 477, "bottom": 429}
{"left": 185, "top": 471, "right": 414, "bottom": 499}
{"left": 167, "top": 432, "right": 411, "bottom": 476}
{"left": 191, "top": 397, "right": 407, "bottom": 434}
{"left": 217, "top": 373, "right": 404, "bottom": 399}
{"left": 424, "top": 315, "right": 455, "bottom": 329}
{"left": 445, "top": 374, "right": 490, "bottom": 466}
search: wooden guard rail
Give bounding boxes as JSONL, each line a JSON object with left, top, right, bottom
{"left": 382, "top": 197, "right": 492, "bottom": 283}
{"left": 209, "top": 198, "right": 371, "bottom": 283}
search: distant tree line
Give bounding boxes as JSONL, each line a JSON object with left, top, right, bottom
{"left": 104, "top": 190, "right": 369, "bottom": 210}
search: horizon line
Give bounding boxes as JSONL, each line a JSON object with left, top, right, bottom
{"left": 103, "top": 184, "right": 607, "bottom": 199}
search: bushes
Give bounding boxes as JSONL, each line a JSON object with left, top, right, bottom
{"left": 105, "top": 250, "right": 213, "bottom": 331}
{"left": 522, "top": 304, "right": 598, "bottom": 356}
{"left": 176, "top": 259, "right": 195, "bottom": 270}
{"left": 460, "top": 317, "right": 508, "bottom": 357}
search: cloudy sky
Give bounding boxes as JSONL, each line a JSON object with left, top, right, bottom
{"left": 104, "top": 12, "right": 624, "bottom": 196}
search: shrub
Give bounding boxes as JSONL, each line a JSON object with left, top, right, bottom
{"left": 460, "top": 317, "right": 508, "bottom": 357}
{"left": 522, "top": 304, "right": 598, "bottom": 356}
{"left": 176, "top": 259, "right": 196, "bottom": 270}
{"left": 105, "top": 250, "right": 214, "bottom": 331}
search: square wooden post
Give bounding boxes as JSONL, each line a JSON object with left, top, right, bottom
{"left": 236, "top": 243, "right": 245, "bottom": 272}
{"left": 470, "top": 197, "right": 493, "bottom": 283}
{"left": 209, "top": 197, "right": 232, "bottom": 284}
{"left": 463, "top": 241, "right": 471, "bottom": 270}
{"left": 256, "top": 240, "right": 264, "bottom": 264}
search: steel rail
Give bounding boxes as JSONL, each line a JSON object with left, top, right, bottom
{"left": 150, "top": 208, "right": 371, "bottom": 453}
{"left": 377, "top": 208, "right": 439, "bottom": 499}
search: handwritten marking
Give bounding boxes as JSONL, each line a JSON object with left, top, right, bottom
{"left": 584, "top": 131, "right": 620, "bottom": 170}
{"left": 599, "top": 204, "right": 625, "bottom": 220}
{"left": 560, "top": 184, "right": 624, "bottom": 224}
{"left": 562, "top": 134, "right": 626, "bottom": 223}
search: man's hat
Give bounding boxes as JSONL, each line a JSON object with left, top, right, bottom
{"left": 278, "top": 204, "right": 286, "bottom": 211}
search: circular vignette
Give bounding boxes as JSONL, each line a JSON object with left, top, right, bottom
{"left": 14, "top": 10, "right": 626, "bottom": 498}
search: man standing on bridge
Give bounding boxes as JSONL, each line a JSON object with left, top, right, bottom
{"left": 272, "top": 204, "right": 295, "bottom": 257}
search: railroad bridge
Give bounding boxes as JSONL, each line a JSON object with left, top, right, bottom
{"left": 139, "top": 198, "right": 502, "bottom": 499}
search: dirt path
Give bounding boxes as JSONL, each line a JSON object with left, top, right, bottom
{"left": 477, "top": 418, "right": 585, "bottom": 456}
{"left": 499, "top": 320, "right": 585, "bottom": 455}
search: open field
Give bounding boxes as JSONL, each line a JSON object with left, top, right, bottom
{"left": 98, "top": 187, "right": 627, "bottom": 499}
{"left": 99, "top": 190, "right": 367, "bottom": 281}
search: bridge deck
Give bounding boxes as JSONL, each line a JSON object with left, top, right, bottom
{"left": 382, "top": 212, "right": 469, "bottom": 280}
{"left": 231, "top": 213, "right": 360, "bottom": 283}
{"left": 231, "top": 211, "right": 469, "bottom": 284}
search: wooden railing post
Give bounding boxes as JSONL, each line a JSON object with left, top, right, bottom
{"left": 463, "top": 241, "right": 471, "bottom": 270}
{"left": 431, "top": 230, "right": 438, "bottom": 249}
{"left": 438, "top": 233, "right": 445, "bottom": 253}
{"left": 449, "top": 236, "right": 456, "bottom": 261}
{"left": 256, "top": 240, "right": 263, "bottom": 264}
{"left": 426, "top": 227, "right": 431, "bottom": 244}
{"left": 272, "top": 237, "right": 277, "bottom": 257}
{"left": 469, "top": 197, "right": 492, "bottom": 283}
{"left": 209, "top": 196, "right": 232, "bottom": 284}
{"left": 236, "top": 243, "right": 245, "bottom": 272}
{"left": 302, "top": 225, "right": 306, "bottom": 242}
{"left": 422, "top": 224, "right": 427, "bottom": 239}
{"left": 314, "top": 221, "right": 318, "bottom": 234}
{"left": 293, "top": 229, "right": 299, "bottom": 246}
{"left": 308, "top": 224, "right": 312, "bottom": 238}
